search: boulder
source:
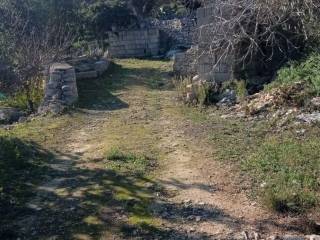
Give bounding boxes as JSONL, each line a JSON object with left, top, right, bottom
{"left": 0, "top": 107, "right": 25, "bottom": 124}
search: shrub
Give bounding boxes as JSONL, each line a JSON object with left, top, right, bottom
{"left": 244, "top": 137, "right": 320, "bottom": 213}
{"left": 0, "top": 83, "right": 43, "bottom": 112}
{"left": 266, "top": 53, "right": 320, "bottom": 96}
{"left": 173, "top": 77, "right": 220, "bottom": 105}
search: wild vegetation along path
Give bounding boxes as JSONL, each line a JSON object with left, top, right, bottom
{"left": 6, "top": 59, "right": 302, "bottom": 240}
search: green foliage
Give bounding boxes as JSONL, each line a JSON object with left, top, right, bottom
{"left": 0, "top": 84, "right": 43, "bottom": 112}
{"left": 79, "top": 0, "right": 136, "bottom": 40}
{"left": 244, "top": 138, "right": 320, "bottom": 212}
{"left": 266, "top": 53, "right": 320, "bottom": 96}
{"left": 106, "top": 148, "right": 154, "bottom": 175}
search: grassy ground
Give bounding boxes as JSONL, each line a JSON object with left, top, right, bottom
{"left": 0, "top": 59, "right": 172, "bottom": 239}
{"left": 174, "top": 105, "right": 320, "bottom": 214}
{"left": 1, "top": 58, "right": 319, "bottom": 239}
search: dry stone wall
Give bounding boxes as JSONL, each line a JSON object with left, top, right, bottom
{"left": 39, "top": 57, "right": 110, "bottom": 114}
{"left": 39, "top": 63, "right": 78, "bottom": 114}
{"left": 196, "top": 4, "right": 233, "bottom": 82}
{"left": 107, "top": 29, "right": 160, "bottom": 58}
{"left": 173, "top": 46, "right": 198, "bottom": 76}
{"left": 148, "top": 17, "right": 196, "bottom": 48}
{"left": 174, "top": 4, "right": 233, "bottom": 83}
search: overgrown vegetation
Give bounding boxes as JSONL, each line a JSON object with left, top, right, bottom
{"left": 0, "top": 84, "right": 43, "bottom": 112}
{"left": 173, "top": 77, "right": 211, "bottom": 105}
{"left": 174, "top": 77, "right": 249, "bottom": 105}
{"left": 177, "top": 105, "right": 320, "bottom": 214}
{"left": 266, "top": 53, "right": 320, "bottom": 96}
{"left": 203, "top": 0, "right": 320, "bottom": 83}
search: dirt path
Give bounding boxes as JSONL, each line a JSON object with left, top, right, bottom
{"left": 10, "top": 59, "right": 303, "bottom": 240}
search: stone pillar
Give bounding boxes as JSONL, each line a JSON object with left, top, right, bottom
{"left": 39, "top": 63, "right": 78, "bottom": 114}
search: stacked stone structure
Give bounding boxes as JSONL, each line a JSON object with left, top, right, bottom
{"left": 107, "top": 29, "right": 160, "bottom": 58}
{"left": 196, "top": 4, "right": 233, "bottom": 82}
{"left": 173, "top": 46, "right": 198, "bottom": 76}
{"left": 148, "top": 17, "right": 196, "bottom": 48}
{"left": 39, "top": 63, "right": 78, "bottom": 114}
{"left": 174, "top": 3, "right": 233, "bottom": 83}
{"left": 39, "top": 56, "right": 110, "bottom": 114}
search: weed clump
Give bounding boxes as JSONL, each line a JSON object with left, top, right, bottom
{"left": 266, "top": 53, "right": 320, "bottom": 96}
{"left": 174, "top": 76, "right": 249, "bottom": 106}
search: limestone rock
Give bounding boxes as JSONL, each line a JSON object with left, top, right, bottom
{"left": 307, "top": 235, "right": 320, "bottom": 240}
{"left": 311, "top": 97, "right": 320, "bottom": 110}
{"left": 282, "top": 235, "right": 305, "bottom": 240}
{"left": 218, "top": 89, "right": 236, "bottom": 106}
{"left": 297, "top": 112, "right": 320, "bottom": 124}
{"left": 192, "top": 75, "right": 200, "bottom": 82}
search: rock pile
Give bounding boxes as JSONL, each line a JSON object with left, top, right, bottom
{"left": 242, "top": 82, "right": 308, "bottom": 115}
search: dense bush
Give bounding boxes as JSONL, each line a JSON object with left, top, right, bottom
{"left": 266, "top": 53, "right": 320, "bottom": 96}
{"left": 0, "top": 82, "right": 44, "bottom": 112}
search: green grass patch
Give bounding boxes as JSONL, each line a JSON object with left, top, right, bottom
{"left": 176, "top": 105, "right": 320, "bottom": 213}
{"left": 244, "top": 137, "right": 320, "bottom": 213}
{"left": 106, "top": 148, "right": 155, "bottom": 176}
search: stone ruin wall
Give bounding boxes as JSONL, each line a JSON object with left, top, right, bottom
{"left": 107, "top": 29, "right": 160, "bottom": 58}
{"left": 39, "top": 63, "right": 78, "bottom": 114}
{"left": 107, "top": 17, "right": 197, "bottom": 58}
{"left": 39, "top": 57, "right": 110, "bottom": 114}
{"left": 173, "top": 46, "right": 198, "bottom": 76}
{"left": 197, "top": 3, "right": 232, "bottom": 82}
{"left": 148, "top": 17, "right": 196, "bottom": 48}
{"left": 174, "top": 4, "right": 233, "bottom": 83}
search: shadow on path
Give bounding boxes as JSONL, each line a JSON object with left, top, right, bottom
{"left": 1, "top": 141, "right": 244, "bottom": 240}
{"left": 76, "top": 62, "right": 173, "bottom": 111}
